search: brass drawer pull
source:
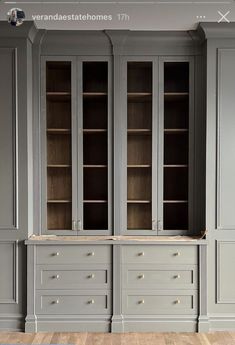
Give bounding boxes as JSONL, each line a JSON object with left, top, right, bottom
{"left": 138, "top": 252, "right": 145, "bottom": 256}
{"left": 52, "top": 299, "right": 59, "bottom": 304}
{"left": 138, "top": 274, "right": 145, "bottom": 279}
{"left": 88, "top": 299, "right": 95, "bottom": 304}
{"left": 88, "top": 274, "right": 95, "bottom": 279}
{"left": 87, "top": 252, "right": 95, "bottom": 256}
{"left": 138, "top": 299, "right": 145, "bottom": 304}
{"left": 174, "top": 299, "right": 181, "bottom": 304}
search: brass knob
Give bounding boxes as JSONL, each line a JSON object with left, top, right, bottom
{"left": 88, "top": 274, "right": 95, "bottom": 279}
{"left": 88, "top": 299, "right": 95, "bottom": 304}
{"left": 88, "top": 252, "right": 95, "bottom": 256}
{"left": 138, "top": 274, "right": 145, "bottom": 279}
{"left": 174, "top": 252, "right": 181, "bottom": 256}
{"left": 53, "top": 274, "right": 60, "bottom": 279}
{"left": 138, "top": 300, "right": 145, "bottom": 304}
{"left": 138, "top": 252, "right": 145, "bottom": 256}
{"left": 53, "top": 252, "right": 60, "bottom": 256}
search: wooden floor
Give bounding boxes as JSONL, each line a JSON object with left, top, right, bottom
{"left": 0, "top": 332, "right": 235, "bottom": 345}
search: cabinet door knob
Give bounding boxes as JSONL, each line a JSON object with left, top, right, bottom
{"left": 174, "top": 274, "right": 181, "bottom": 279}
{"left": 52, "top": 299, "right": 59, "bottom": 304}
{"left": 88, "top": 274, "right": 95, "bottom": 279}
{"left": 138, "top": 299, "right": 145, "bottom": 304}
{"left": 88, "top": 299, "right": 95, "bottom": 304}
{"left": 88, "top": 252, "right": 95, "bottom": 256}
{"left": 174, "top": 252, "right": 181, "bottom": 256}
{"left": 53, "top": 274, "right": 60, "bottom": 279}
{"left": 138, "top": 274, "right": 145, "bottom": 279}
{"left": 175, "top": 299, "right": 181, "bottom": 304}
{"left": 53, "top": 252, "right": 60, "bottom": 256}
{"left": 138, "top": 252, "right": 145, "bottom": 256}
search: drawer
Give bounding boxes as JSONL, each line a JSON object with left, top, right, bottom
{"left": 36, "top": 264, "right": 111, "bottom": 290}
{"left": 123, "top": 290, "right": 197, "bottom": 315}
{"left": 122, "top": 245, "right": 197, "bottom": 265}
{"left": 36, "top": 290, "right": 111, "bottom": 315}
{"left": 36, "top": 245, "right": 111, "bottom": 264}
{"left": 123, "top": 264, "right": 197, "bottom": 289}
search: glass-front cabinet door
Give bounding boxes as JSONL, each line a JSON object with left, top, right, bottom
{"left": 122, "top": 59, "right": 158, "bottom": 235}
{"left": 159, "top": 57, "right": 194, "bottom": 236}
{"left": 122, "top": 57, "right": 194, "bottom": 235}
{"left": 42, "top": 57, "right": 111, "bottom": 235}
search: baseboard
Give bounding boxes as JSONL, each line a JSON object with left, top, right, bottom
{"left": 0, "top": 314, "right": 24, "bottom": 331}
{"left": 209, "top": 314, "right": 235, "bottom": 331}
{"left": 121, "top": 315, "right": 198, "bottom": 332}
{"left": 26, "top": 315, "right": 112, "bottom": 332}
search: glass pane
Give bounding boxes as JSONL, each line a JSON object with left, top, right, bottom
{"left": 163, "top": 62, "right": 189, "bottom": 231}
{"left": 127, "top": 62, "right": 152, "bottom": 230}
{"left": 46, "top": 61, "right": 72, "bottom": 230}
{"left": 83, "top": 62, "right": 108, "bottom": 230}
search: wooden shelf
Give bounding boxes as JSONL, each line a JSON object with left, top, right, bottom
{"left": 164, "top": 129, "right": 188, "bottom": 133}
{"left": 128, "top": 165, "right": 151, "bottom": 168}
{"left": 128, "top": 92, "right": 152, "bottom": 101}
{"left": 128, "top": 129, "right": 151, "bottom": 135}
{"left": 47, "top": 200, "right": 71, "bottom": 203}
{"left": 164, "top": 92, "right": 189, "bottom": 100}
{"left": 164, "top": 200, "right": 188, "bottom": 203}
{"left": 47, "top": 129, "right": 71, "bottom": 134}
{"left": 83, "top": 92, "right": 107, "bottom": 98}
{"left": 84, "top": 165, "right": 107, "bottom": 168}
{"left": 127, "top": 200, "right": 151, "bottom": 204}
{"left": 83, "top": 129, "right": 107, "bottom": 133}
{"left": 46, "top": 92, "right": 71, "bottom": 101}
{"left": 47, "top": 164, "right": 71, "bottom": 168}
{"left": 164, "top": 165, "right": 188, "bottom": 168}
{"left": 83, "top": 200, "right": 108, "bottom": 203}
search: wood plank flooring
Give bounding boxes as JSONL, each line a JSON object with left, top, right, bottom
{"left": 0, "top": 332, "right": 235, "bottom": 345}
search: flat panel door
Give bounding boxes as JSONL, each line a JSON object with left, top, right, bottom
{"left": 79, "top": 58, "right": 112, "bottom": 234}
{"left": 42, "top": 57, "right": 78, "bottom": 234}
{"left": 122, "top": 58, "right": 158, "bottom": 235}
{"left": 158, "top": 57, "right": 194, "bottom": 236}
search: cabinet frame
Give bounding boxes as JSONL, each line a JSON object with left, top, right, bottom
{"left": 158, "top": 56, "right": 195, "bottom": 236}
{"left": 41, "top": 56, "right": 78, "bottom": 235}
{"left": 120, "top": 56, "right": 159, "bottom": 235}
{"left": 41, "top": 56, "right": 112, "bottom": 235}
{"left": 78, "top": 56, "right": 112, "bottom": 235}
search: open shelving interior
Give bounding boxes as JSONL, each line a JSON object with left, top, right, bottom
{"left": 83, "top": 61, "right": 108, "bottom": 230}
{"left": 46, "top": 61, "right": 72, "bottom": 230}
{"left": 163, "top": 62, "right": 189, "bottom": 231}
{"left": 127, "top": 62, "right": 152, "bottom": 230}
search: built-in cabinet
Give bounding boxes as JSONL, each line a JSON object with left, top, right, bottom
{"left": 42, "top": 55, "right": 196, "bottom": 237}
{"left": 23, "top": 28, "right": 209, "bottom": 333}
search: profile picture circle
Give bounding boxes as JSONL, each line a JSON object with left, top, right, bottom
{"left": 7, "top": 8, "right": 25, "bottom": 26}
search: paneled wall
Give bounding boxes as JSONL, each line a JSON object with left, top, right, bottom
{"left": 0, "top": 23, "right": 36, "bottom": 331}
{"left": 201, "top": 23, "right": 235, "bottom": 330}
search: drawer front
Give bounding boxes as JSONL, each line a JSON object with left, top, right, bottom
{"left": 122, "top": 245, "right": 197, "bottom": 265}
{"left": 37, "top": 245, "right": 111, "bottom": 264}
{"left": 36, "top": 290, "right": 111, "bottom": 315}
{"left": 36, "top": 264, "right": 111, "bottom": 290}
{"left": 123, "top": 290, "right": 197, "bottom": 315}
{"left": 123, "top": 265, "right": 197, "bottom": 289}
